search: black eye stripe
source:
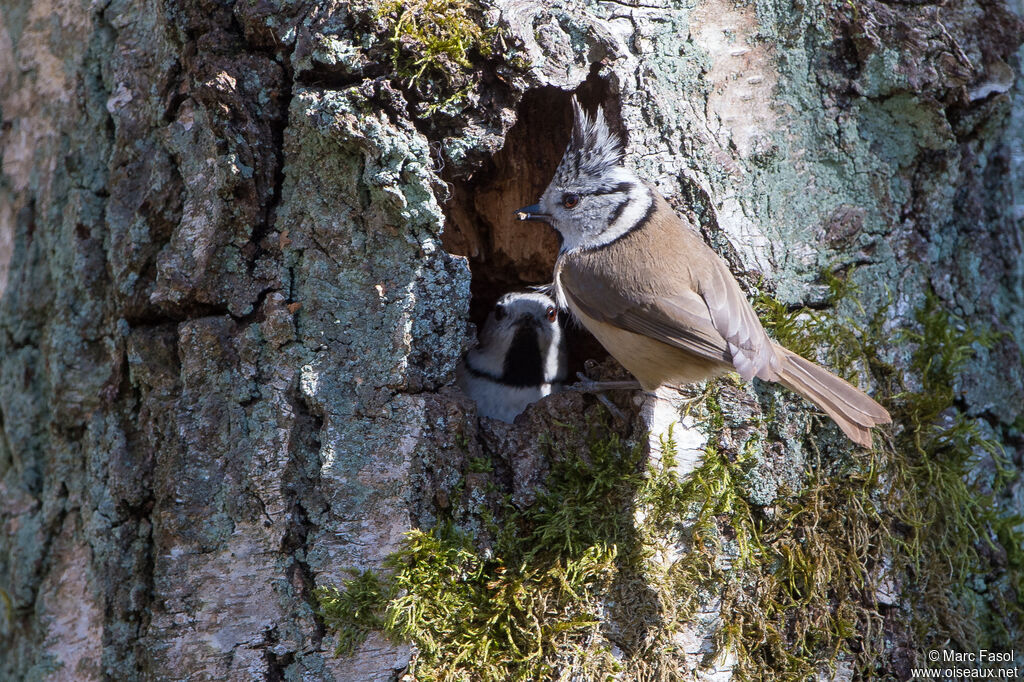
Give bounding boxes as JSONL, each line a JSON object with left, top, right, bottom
{"left": 591, "top": 181, "right": 634, "bottom": 196}
{"left": 608, "top": 196, "right": 630, "bottom": 224}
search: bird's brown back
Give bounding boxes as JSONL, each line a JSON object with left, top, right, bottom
{"left": 560, "top": 188, "right": 780, "bottom": 382}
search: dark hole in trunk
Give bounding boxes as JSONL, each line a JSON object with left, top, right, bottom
{"left": 441, "top": 68, "right": 624, "bottom": 381}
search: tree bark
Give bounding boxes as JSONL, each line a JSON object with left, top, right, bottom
{"left": 1, "top": 0, "right": 1022, "bottom": 679}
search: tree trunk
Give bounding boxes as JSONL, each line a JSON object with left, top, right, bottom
{"left": 1, "top": 0, "right": 1021, "bottom": 679}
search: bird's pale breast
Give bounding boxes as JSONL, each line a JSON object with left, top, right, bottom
{"left": 566, "top": 299, "right": 729, "bottom": 391}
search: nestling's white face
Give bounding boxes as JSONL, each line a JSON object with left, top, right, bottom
{"left": 472, "top": 291, "right": 567, "bottom": 385}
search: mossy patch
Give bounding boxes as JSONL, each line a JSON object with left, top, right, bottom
{"left": 316, "top": 425, "right": 644, "bottom": 679}
{"left": 740, "top": 280, "right": 1022, "bottom": 677}
{"left": 317, "top": 279, "right": 1023, "bottom": 679}
{"left": 373, "top": 0, "right": 493, "bottom": 86}
{"left": 350, "top": 0, "right": 508, "bottom": 116}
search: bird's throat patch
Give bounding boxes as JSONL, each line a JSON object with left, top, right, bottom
{"left": 501, "top": 326, "right": 544, "bottom": 387}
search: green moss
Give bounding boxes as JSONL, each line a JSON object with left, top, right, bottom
{"left": 466, "top": 456, "right": 492, "bottom": 473}
{"left": 357, "top": 0, "right": 502, "bottom": 115}
{"left": 374, "top": 0, "right": 491, "bottom": 83}
{"left": 754, "top": 288, "right": 823, "bottom": 362}
{"left": 881, "top": 294, "right": 1021, "bottom": 655}
{"left": 645, "top": 281, "right": 1020, "bottom": 678}
{"left": 731, "top": 285, "right": 1022, "bottom": 676}
{"left": 317, "top": 570, "right": 389, "bottom": 656}
{"left": 753, "top": 268, "right": 877, "bottom": 380}
{"left": 339, "top": 0, "right": 534, "bottom": 116}
{"left": 720, "top": 451, "right": 888, "bottom": 679}
{"left": 316, "top": 424, "right": 643, "bottom": 680}
{"left": 317, "top": 283, "right": 1022, "bottom": 678}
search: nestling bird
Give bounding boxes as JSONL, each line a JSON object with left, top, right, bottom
{"left": 516, "top": 98, "right": 891, "bottom": 447}
{"left": 457, "top": 291, "right": 569, "bottom": 422}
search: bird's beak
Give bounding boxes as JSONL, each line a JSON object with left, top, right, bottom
{"left": 517, "top": 314, "right": 540, "bottom": 329}
{"left": 515, "top": 204, "right": 551, "bottom": 222}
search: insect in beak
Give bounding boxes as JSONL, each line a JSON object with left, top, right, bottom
{"left": 515, "top": 204, "right": 551, "bottom": 222}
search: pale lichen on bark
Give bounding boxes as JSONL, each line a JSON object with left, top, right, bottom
{"left": 1, "top": 0, "right": 1022, "bottom": 679}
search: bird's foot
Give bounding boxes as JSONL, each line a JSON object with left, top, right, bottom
{"left": 567, "top": 372, "right": 642, "bottom": 393}
{"left": 567, "top": 372, "right": 640, "bottom": 422}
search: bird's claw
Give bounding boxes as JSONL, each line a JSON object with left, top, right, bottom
{"left": 567, "top": 372, "right": 640, "bottom": 422}
{"left": 568, "top": 372, "right": 642, "bottom": 392}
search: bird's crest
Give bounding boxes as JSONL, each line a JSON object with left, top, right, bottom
{"left": 553, "top": 97, "right": 624, "bottom": 186}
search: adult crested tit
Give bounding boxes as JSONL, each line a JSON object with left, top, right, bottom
{"left": 457, "top": 291, "right": 568, "bottom": 422}
{"left": 517, "top": 98, "right": 890, "bottom": 447}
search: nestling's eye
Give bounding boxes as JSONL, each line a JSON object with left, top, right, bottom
{"left": 545, "top": 306, "right": 557, "bottom": 323}
{"left": 562, "top": 193, "right": 580, "bottom": 209}
{"left": 494, "top": 304, "right": 506, "bottom": 321}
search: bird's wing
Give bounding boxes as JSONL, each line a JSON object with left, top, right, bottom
{"left": 695, "top": 257, "right": 781, "bottom": 381}
{"left": 559, "top": 232, "right": 780, "bottom": 382}
{"left": 558, "top": 255, "right": 732, "bottom": 366}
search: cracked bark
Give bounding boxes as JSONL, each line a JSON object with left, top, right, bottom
{"left": 1, "top": 0, "right": 1022, "bottom": 679}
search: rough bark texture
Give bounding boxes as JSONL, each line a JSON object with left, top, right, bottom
{"left": 1, "top": 0, "right": 1022, "bottom": 679}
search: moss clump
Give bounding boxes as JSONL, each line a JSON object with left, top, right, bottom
{"left": 373, "top": 0, "right": 493, "bottom": 86}
{"left": 316, "top": 426, "right": 645, "bottom": 680}
{"left": 317, "top": 569, "right": 390, "bottom": 656}
{"left": 736, "top": 283, "right": 1023, "bottom": 677}
{"left": 719, "top": 447, "right": 890, "bottom": 679}
{"left": 882, "top": 294, "right": 1021, "bottom": 657}
{"left": 319, "top": 525, "right": 618, "bottom": 679}
{"left": 0, "top": 586, "right": 12, "bottom": 635}
{"left": 753, "top": 268, "right": 882, "bottom": 382}
{"left": 628, "top": 431, "right": 766, "bottom": 674}
{"left": 354, "top": 0, "right": 505, "bottom": 115}
{"left": 317, "top": 277, "right": 1022, "bottom": 679}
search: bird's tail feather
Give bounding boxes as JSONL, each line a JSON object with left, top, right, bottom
{"left": 773, "top": 345, "right": 891, "bottom": 448}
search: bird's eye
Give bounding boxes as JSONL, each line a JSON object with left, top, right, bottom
{"left": 562, "top": 193, "right": 580, "bottom": 209}
{"left": 494, "top": 304, "right": 506, "bottom": 321}
{"left": 545, "top": 306, "right": 557, "bottom": 323}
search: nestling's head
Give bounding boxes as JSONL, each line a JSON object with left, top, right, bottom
{"left": 475, "top": 291, "right": 567, "bottom": 385}
{"left": 517, "top": 97, "right": 651, "bottom": 253}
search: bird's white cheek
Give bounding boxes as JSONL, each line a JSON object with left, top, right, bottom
{"left": 542, "top": 329, "right": 566, "bottom": 382}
